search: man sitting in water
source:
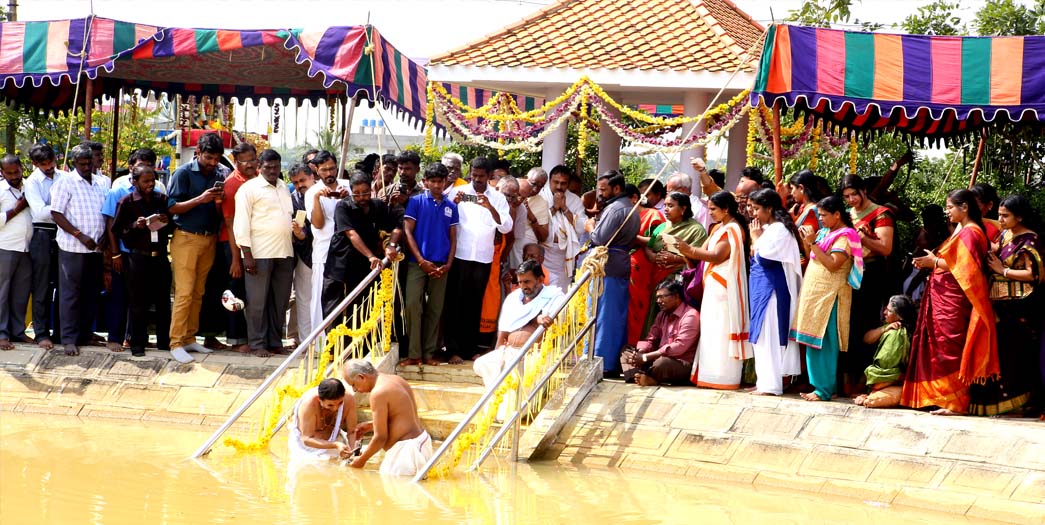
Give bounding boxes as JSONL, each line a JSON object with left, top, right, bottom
{"left": 289, "top": 378, "right": 358, "bottom": 462}
{"left": 474, "top": 260, "right": 563, "bottom": 419}
{"left": 342, "top": 359, "right": 432, "bottom": 476}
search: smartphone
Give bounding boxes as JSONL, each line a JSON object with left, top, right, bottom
{"left": 294, "top": 210, "right": 307, "bottom": 228}
{"left": 460, "top": 193, "right": 479, "bottom": 204}
{"left": 212, "top": 180, "right": 225, "bottom": 190}
{"left": 352, "top": 442, "right": 363, "bottom": 457}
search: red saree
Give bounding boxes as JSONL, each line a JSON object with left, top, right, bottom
{"left": 901, "top": 225, "right": 998, "bottom": 413}
{"left": 626, "top": 208, "right": 666, "bottom": 345}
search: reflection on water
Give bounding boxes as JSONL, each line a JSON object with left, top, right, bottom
{"left": 1, "top": 414, "right": 981, "bottom": 524}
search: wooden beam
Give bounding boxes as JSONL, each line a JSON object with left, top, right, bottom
{"left": 968, "top": 129, "right": 988, "bottom": 189}
{"left": 83, "top": 78, "right": 94, "bottom": 140}
{"left": 110, "top": 89, "right": 122, "bottom": 175}
{"left": 771, "top": 102, "right": 783, "bottom": 184}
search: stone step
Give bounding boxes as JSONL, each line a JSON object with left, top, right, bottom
{"left": 411, "top": 381, "right": 487, "bottom": 414}
{"left": 398, "top": 363, "right": 483, "bottom": 385}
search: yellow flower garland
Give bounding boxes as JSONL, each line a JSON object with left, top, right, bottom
{"left": 222, "top": 267, "right": 398, "bottom": 453}
{"left": 809, "top": 122, "right": 822, "bottom": 170}
{"left": 746, "top": 106, "right": 759, "bottom": 165}
{"left": 849, "top": 134, "right": 859, "bottom": 175}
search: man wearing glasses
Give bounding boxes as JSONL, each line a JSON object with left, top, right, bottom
{"left": 215, "top": 142, "right": 258, "bottom": 354}
{"left": 321, "top": 172, "right": 402, "bottom": 317}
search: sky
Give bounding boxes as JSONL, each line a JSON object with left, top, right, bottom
{"left": 13, "top": 0, "right": 1004, "bottom": 149}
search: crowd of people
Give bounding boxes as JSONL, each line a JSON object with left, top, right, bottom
{"left": 0, "top": 131, "right": 1042, "bottom": 419}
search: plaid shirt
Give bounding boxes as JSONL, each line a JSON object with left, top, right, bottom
{"left": 50, "top": 171, "right": 107, "bottom": 253}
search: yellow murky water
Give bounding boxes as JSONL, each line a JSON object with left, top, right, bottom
{"left": 1, "top": 414, "right": 980, "bottom": 524}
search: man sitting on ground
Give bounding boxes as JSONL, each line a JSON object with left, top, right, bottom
{"left": 289, "top": 377, "right": 358, "bottom": 462}
{"left": 474, "top": 261, "right": 563, "bottom": 419}
{"left": 343, "top": 359, "right": 432, "bottom": 476}
{"left": 621, "top": 280, "right": 699, "bottom": 386}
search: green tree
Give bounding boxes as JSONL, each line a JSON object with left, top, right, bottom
{"left": 901, "top": 1, "right": 966, "bottom": 35}
{"left": 785, "top": 0, "right": 856, "bottom": 27}
{"left": 973, "top": 0, "right": 1044, "bottom": 35}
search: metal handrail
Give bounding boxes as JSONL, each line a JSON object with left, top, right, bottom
{"left": 469, "top": 315, "right": 596, "bottom": 471}
{"left": 412, "top": 270, "right": 596, "bottom": 482}
{"left": 191, "top": 257, "right": 391, "bottom": 459}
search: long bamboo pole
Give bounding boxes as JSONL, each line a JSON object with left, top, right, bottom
{"left": 84, "top": 79, "right": 94, "bottom": 140}
{"left": 110, "top": 89, "right": 122, "bottom": 175}
{"left": 968, "top": 129, "right": 988, "bottom": 189}
{"left": 771, "top": 102, "right": 783, "bottom": 184}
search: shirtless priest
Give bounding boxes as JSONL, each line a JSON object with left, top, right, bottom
{"left": 342, "top": 359, "right": 433, "bottom": 476}
{"left": 288, "top": 378, "right": 358, "bottom": 462}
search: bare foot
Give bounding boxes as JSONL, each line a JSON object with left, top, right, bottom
{"left": 204, "top": 337, "right": 228, "bottom": 350}
{"left": 447, "top": 354, "right": 464, "bottom": 365}
{"left": 0, "top": 339, "right": 13, "bottom": 351}
{"left": 398, "top": 358, "right": 421, "bottom": 367}
{"left": 635, "top": 372, "right": 659, "bottom": 387}
{"left": 106, "top": 342, "right": 124, "bottom": 353}
{"left": 231, "top": 344, "right": 251, "bottom": 354}
{"left": 37, "top": 338, "right": 54, "bottom": 350}
{"left": 252, "top": 348, "right": 272, "bottom": 358}
{"left": 930, "top": 408, "right": 961, "bottom": 416}
{"left": 853, "top": 394, "right": 868, "bottom": 406}
{"left": 750, "top": 391, "right": 778, "bottom": 396}
{"left": 63, "top": 344, "right": 80, "bottom": 356}
{"left": 423, "top": 358, "right": 442, "bottom": 366}
{"left": 800, "top": 392, "right": 825, "bottom": 402}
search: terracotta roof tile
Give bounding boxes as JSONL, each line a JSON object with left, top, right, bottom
{"left": 430, "top": 0, "right": 764, "bottom": 72}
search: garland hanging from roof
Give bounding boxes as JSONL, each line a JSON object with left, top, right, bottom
{"left": 424, "top": 77, "right": 751, "bottom": 156}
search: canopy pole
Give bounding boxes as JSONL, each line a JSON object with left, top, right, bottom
{"left": 84, "top": 79, "right": 94, "bottom": 140}
{"left": 968, "top": 129, "right": 988, "bottom": 189}
{"left": 337, "top": 95, "right": 356, "bottom": 175}
{"left": 771, "top": 102, "right": 783, "bottom": 184}
{"left": 110, "top": 89, "right": 122, "bottom": 175}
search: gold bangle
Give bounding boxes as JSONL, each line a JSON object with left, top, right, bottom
{"left": 934, "top": 257, "right": 939, "bottom": 268}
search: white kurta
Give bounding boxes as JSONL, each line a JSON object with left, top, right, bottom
{"left": 750, "top": 223, "right": 804, "bottom": 395}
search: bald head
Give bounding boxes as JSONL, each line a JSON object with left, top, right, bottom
{"left": 735, "top": 178, "right": 760, "bottom": 197}
{"left": 666, "top": 173, "right": 692, "bottom": 196}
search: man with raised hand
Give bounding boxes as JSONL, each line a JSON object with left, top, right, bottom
{"left": 304, "top": 150, "right": 348, "bottom": 329}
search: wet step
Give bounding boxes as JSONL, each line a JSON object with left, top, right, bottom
{"left": 398, "top": 363, "right": 483, "bottom": 385}
{"left": 410, "top": 381, "right": 487, "bottom": 414}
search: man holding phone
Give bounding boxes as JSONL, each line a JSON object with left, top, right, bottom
{"left": 304, "top": 151, "right": 349, "bottom": 329}
{"left": 167, "top": 133, "right": 229, "bottom": 363}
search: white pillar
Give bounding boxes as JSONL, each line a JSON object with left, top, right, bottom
{"left": 541, "top": 87, "right": 569, "bottom": 173}
{"left": 680, "top": 91, "right": 710, "bottom": 191}
{"left": 597, "top": 94, "right": 622, "bottom": 175}
{"left": 725, "top": 110, "right": 749, "bottom": 192}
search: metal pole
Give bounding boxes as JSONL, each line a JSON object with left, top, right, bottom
{"left": 110, "top": 89, "right": 122, "bottom": 175}
{"left": 510, "top": 357, "right": 524, "bottom": 462}
{"left": 191, "top": 257, "right": 389, "bottom": 459}
{"left": 84, "top": 79, "right": 94, "bottom": 140}
{"left": 336, "top": 95, "right": 355, "bottom": 176}
{"left": 3, "top": 1, "right": 17, "bottom": 154}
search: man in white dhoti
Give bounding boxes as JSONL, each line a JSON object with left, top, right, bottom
{"left": 342, "top": 359, "right": 432, "bottom": 476}
{"left": 540, "top": 166, "right": 584, "bottom": 290}
{"left": 288, "top": 378, "right": 358, "bottom": 462}
{"left": 474, "top": 261, "right": 564, "bottom": 419}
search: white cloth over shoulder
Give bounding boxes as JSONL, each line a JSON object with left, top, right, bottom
{"left": 497, "top": 285, "right": 564, "bottom": 333}
{"left": 539, "top": 187, "right": 584, "bottom": 289}
{"left": 287, "top": 397, "right": 346, "bottom": 462}
{"left": 379, "top": 430, "right": 433, "bottom": 477}
{"left": 751, "top": 222, "right": 804, "bottom": 395}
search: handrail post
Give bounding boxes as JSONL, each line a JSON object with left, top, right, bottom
{"left": 510, "top": 356, "right": 524, "bottom": 461}
{"left": 191, "top": 258, "right": 390, "bottom": 459}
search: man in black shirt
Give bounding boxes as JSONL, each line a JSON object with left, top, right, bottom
{"left": 112, "top": 166, "right": 174, "bottom": 357}
{"left": 322, "top": 172, "right": 402, "bottom": 319}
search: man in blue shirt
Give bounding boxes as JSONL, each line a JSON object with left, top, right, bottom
{"left": 101, "top": 148, "right": 158, "bottom": 353}
{"left": 400, "top": 163, "right": 458, "bottom": 366}
{"left": 166, "top": 133, "right": 228, "bottom": 363}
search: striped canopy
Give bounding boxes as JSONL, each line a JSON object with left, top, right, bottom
{"left": 0, "top": 16, "right": 428, "bottom": 125}
{"left": 751, "top": 24, "right": 1045, "bottom": 140}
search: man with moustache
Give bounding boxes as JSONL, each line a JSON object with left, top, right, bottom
{"left": 305, "top": 150, "right": 349, "bottom": 329}
{"left": 0, "top": 155, "right": 33, "bottom": 350}
{"left": 24, "top": 143, "right": 66, "bottom": 350}
{"left": 540, "top": 165, "right": 586, "bottom": 290}
{"left": 287, "top": 163, "right": 315, "bottom": 346}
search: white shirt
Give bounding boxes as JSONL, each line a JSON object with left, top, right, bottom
{"left": 24, "top": 167, "right": 67, "bottom": 224}
{"left": 510, "top": 196, "right": 550, "bottom": 268}
{"left": 304, "top": 180, "right": 350, "bottom": 265}
{"left": 112, "top": 174, "right": 167, "bottom": 194}
{"left": 446, "top": 183, "right": 513, "bottom": 264}
{"left": 49, "top": 171, "right": 107, "bottom": 253}
{"left": 539, "top": 187, "right": 586, "bottom": 248}
{"left": 0, "top": 181, "right": 32, "bottom": 252}
{"left": 93, "top": 171, "right": 112, "bottom": 190}
{"left": 233, "top": 176, "right": 294, "bottom": 259}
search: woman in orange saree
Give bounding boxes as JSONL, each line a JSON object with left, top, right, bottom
{"left": 626, "top": 185, "right": 666, "bottom": 345}
{"left": 902, "top": 189, "right": 999, "bottom": 415}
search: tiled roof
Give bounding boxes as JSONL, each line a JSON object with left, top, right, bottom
{"left": 430, "top": 0, "right": 765, "bottom": 73}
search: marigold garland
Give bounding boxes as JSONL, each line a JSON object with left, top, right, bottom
{"left": 849, "top": 134, "right": 859, "bottom": 174}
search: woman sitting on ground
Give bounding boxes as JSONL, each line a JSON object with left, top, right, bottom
{"left": 790, "top": 196, "right": 864, "bottom": 402}
{"left": 854, "top": 295, "right": 916, "bottom": 409}
{"left": 903, "top": 189, "right": 998, "bottom": 416}
{"left": 974, "top": 194, "right": 1042, "bottom": 417}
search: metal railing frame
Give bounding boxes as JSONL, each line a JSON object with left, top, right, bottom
{"left": 412, "top": 270, "right": 599, "bottom": 482}
{"left": 191, "top": 257, "right": 391, "bottom": 459}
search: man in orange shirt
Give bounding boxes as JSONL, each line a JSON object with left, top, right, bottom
{"left": 216, "top": 142, "right": 257, "bottom": 354}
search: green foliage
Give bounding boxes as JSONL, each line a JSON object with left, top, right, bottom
{"left": 901, "top": 1, "right": 966, "bottom": 35}
{"left": 974, "top": 0, "right": 1045, "bottom": 35}
{"left": 15, "top": 105, "right": 173, "bottom": 172}
{"left": 786, "top": 0, "right": 855, "bottom": 27}
{"left": 620, "top": 156, "right": 653, "bottom": 185}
